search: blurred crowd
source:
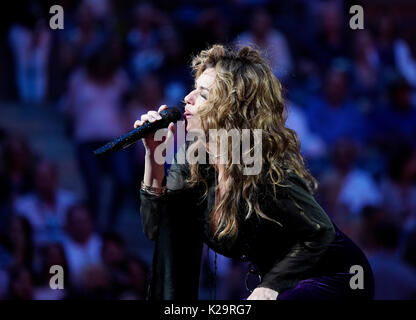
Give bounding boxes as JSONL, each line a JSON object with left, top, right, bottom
{"left": 0, "top": 0, "right": 416, "bottom": 299}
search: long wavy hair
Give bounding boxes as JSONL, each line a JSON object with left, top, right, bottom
{"left": 186, "top": 44, "right": 317, "bottom": 242}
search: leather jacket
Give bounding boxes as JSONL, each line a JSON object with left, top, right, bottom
{"left": 139, "top": 144, "right": 366, "bottom": 300}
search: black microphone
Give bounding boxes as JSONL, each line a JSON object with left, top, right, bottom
{"left": 93, "top": 107, "right": 182, "bottom": 156}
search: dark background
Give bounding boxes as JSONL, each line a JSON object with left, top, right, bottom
{"left": 0, "top": 0, "right": 416, "bottom": 300}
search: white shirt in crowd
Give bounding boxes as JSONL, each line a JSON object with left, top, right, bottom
{"left": 64, "top": 68, "right": 129, "bottom": 142}
{"left": 14, "top": 189, "right": 77, "bottom": 246}
{"left": 62, "top": 233, "right": 103, "bottom": 287}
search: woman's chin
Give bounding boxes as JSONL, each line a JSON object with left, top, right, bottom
{"left": 186, "top": 123, "right": 199, "bottom": 133}
{"left": 186, "top": 126, "right": 198, "bottom": 133}
{"left": 184, "top": 116, "right": 204, "bottom": 135}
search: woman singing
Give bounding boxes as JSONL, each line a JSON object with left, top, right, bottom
{"left": 135, "top": 45, "right": 374, "bottom": 300}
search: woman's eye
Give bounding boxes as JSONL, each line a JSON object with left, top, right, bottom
{"left": 200, "top": 93, "right": 207, "bottom": 100}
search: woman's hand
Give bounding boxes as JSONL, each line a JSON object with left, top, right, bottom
{"left": 135, "top": 105, "right": 176, "bottom": 188}
{"left": 134, "top": 104, "right": 176, "bottom": 155}
{"left": 246, "top": 287, "right": 279, "bottom": 300}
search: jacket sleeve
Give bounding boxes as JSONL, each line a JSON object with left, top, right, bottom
{"left": 139, "top": 145, "right": 204, "bottom": 300}
{"left": 139, "top": 158, "right": 190, "bottom": 241}
{"left": 257, "top": 175, "right": 336, "bottom": 293}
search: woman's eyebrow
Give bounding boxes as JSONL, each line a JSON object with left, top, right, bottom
{"left": 194, "top": 83, "right": 210, "bottom": 92}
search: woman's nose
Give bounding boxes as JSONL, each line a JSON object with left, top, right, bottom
{"left": 184, "top": 90, "right": 196, "bottom": 105}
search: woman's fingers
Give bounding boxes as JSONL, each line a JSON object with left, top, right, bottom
{"left": 147, "top": 111, "right": 161, "bottom": 122}
{"left": 165, "top": 122, "right": 176, "bottom": 144}
{"left": 168, "top": 122, "right": 176, "bottom": 134}
{"left": 158, "top": 104, "right": 168, "bottom": 113}
{"left": 134, "top": 120, "right": 141, "bottom": 128}
{"left": 141, "top": 113, "right": 149, "bottom": 122}
{"left": 134, "top": 106, "right": 167, "bottom": 128}
{"left": 134, "top": 114, "right": 149, "bottom": 128}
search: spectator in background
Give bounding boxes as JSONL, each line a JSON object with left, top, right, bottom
{"left": 76, "top": 264, "right": 113, "bottom": 299}
{"left": 1, "top": 216, "right": 33, "bottom": 299}
{"left": 375, "top": 15, "right": 400, "bottom": 93}
{"left": 350, "top": 30, "right": 381, "bottom": 112}
{"left": 119, "top": 256, "right": 149, "bottom": 300}
{"left": 60, "top": 0, "right": 107, "bottom": 77}
{"left": 8, "top": 6, "right": 51, "bottom": 104}
{"left": 0, "top": 136, "right": 35, "bottom": 239}
{"left": 63, "top": 42, "right": 132, "bottom": 229}
{"left": 379, "top": 145, "right": 416, "bottom": 225}
{"left": 0, "top": 136, "right": 35, "bottom": 202}
{"left": 367, "top": 220, "right": 416, "bottom": 300}
{"left": 305, "top": 65, "right": 367, "bottom": 149}
{"left": 309, "top": 1, "right": 351, "bottom": 70}
{"left": 82, "top": 0, "right": 112, "bottom": 22}
{"left": 33, "top": 243, "right": 68, "bottom": 300}
{"left": 62, "top": 204, "right": 102, "bottom": 288}
{"left": 197, "top": 7, "right": 230, "bottom": 47}
{"left": 0, "top": 215, "right": 34, "bottom": 270}
{"left": 376, "top": 15, "right": 397, "bottom": 71}
{"left": 234, "top": 7, "right": 293, "bottom": 81}
{"left": 158, "top": 23, "right": 190, "bottom": 106}
{"left": 7, "top": 266, "right": 34, "bottom": 300}
{"left": 394, "top": 30, "right": 416, "bottom": 89}
{"left": 14, "top": 159, "right": 77, "bottom": 246}
{"left": 369, "top": 79, "right": 416, "bottom": 149}
{"left": 126, "top": 2, "right": 164, "bottom": 82}
{"left": 318, "top": 140, "right": 382, "bottom": 241}
{"left": 358, "top": 205, "right": 388, "bottom": 253}
{"left": 101, "top": 232, "right": 129, "bottom": 297}
{"left": 285, "top": 100, "right": 326, "bottom": 159}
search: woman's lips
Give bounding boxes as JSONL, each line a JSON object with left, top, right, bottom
{"left": 184, "top": 112, "right": 193, "bottom": 119}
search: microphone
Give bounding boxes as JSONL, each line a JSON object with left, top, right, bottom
{"left": 93, "top": 107, "right": 182, "bottom": 156}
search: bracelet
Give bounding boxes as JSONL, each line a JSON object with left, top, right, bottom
{"left": 141, "top": 180, "right": 167, "bottom": 196}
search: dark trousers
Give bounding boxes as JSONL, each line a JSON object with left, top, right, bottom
{"left": 277, "top": 224, "right": 375, "bottom": 300}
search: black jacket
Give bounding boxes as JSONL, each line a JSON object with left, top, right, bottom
{"left": 138, "top": 143, "right": 355, "bottom": 300}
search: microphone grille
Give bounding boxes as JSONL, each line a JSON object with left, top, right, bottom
{"left": 160, "top": 107, "right": 182, "bottom": 123}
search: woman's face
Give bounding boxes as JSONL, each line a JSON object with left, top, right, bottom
{"left": 183, "top": 67, "right": 216, "bottom": 132}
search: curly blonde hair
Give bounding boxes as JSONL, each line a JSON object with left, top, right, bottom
{"left": 186, "top": 44, "right": 317, "bottom": 242}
